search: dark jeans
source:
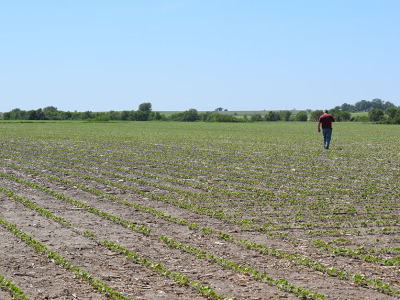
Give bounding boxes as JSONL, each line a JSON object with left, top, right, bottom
{"left": 322, "top": 128, "right": 332, "bottom": 149}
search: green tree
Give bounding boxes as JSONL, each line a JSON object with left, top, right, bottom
{"left": 63, "top": 111, "right": 72, "bottom": 120}
{"left": 169, "top": 109, "right": 199, "bottom": 122}
{"left": 355, "top": 100, "right": 370, "bottom": 112}
{"left": 340, "top": 111, "right": 351, "bottom": 121}
{"left": 371, "top": 98, "right": 384, "bottom": 110}
{"left": 43, "top": 106, "right": 60, "bottom": 120}
{"left": 121, "top": 110, "right": 131, "bottom": 121}
{"left": 329, "top": 109, "right": 351, "bottom": 122}
{"left": 279, "top": 110, "right": 292, "bottom": 121}
{"left": 384, "top": 101, "right": 396, "bottom": 110}
{"left": 138, "top": 102, "right": 152, "bottom": 112}
{"left": 81, "top": 111, "right": 93, "bottom": 120}
{"left": 264, "top": 111, "right": 280, "bottom": 121}
{"left": 28, "top": 110, "right": 37, "bottom": 120}
{"left": 251, "top": 114, "right": 262, "bottom": 122}
{"left": 385, "top": 107, "right": 400, "bottom": 119}
{"left": 199, "top": 112, "right": 214, "bottom": 121}
{"left": 36, "top": 108, "right": 45, "bottom": 120}
{"left": 108, "top": 110, "right": 121, "bottom": 120}
{"left": 148, "top": 111, "right": 163, "bottom": 121}
{"left": 28, "top": 108, "right": 45, "bottom": 120}
{"left": 309, "top": 110, "right": 323, "bottom": 122}
{"left": 385, "top": 107, "right": 400, "bottom": 124}
{"left": 210, "top": 114, "right": 241, "bottom": 122}
{"left": 369, "top": 108, "right": 384, "bottom": 122}
{"left": 341, "top": 103, "right": 355, "bottom": 112}
{"left": 4, "top": 108, "right": 28, "bottom": 120}
{"left": 295, "top": 111, "right": 308, "bottom": 121}
{"left": 133, "top": 110, "right": 149, "bottom": 121}
{"left": 182, "top": 109, "right": 199, "bottom": 122}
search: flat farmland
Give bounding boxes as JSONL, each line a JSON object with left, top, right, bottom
{"left": 0, "top": 121, "right": 399, "bottom": 300}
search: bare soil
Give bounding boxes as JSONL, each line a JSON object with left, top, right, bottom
{"left": 1, "top": 162, "right": 399, "bottom": 300}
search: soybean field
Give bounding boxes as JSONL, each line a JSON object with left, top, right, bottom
{"left": 0, "top": 121, "right": 399, "bottom": 300}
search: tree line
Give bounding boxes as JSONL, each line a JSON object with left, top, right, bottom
{"left": 332, "top": 98, "right": 400, "bottom": 124}
{"left": 0, "top": 106, "right": 302, "bottom": 122}
{"left": 1, "top": 100, "right": 399, "bottom": 124}
{"left": 334, "top": 98, "right": 396, "bottom": 112}
{"left": 1, "top": 104, "right": 164, "bottom": 122}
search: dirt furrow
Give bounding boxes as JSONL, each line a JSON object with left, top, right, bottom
{"left": 1, "top": 172, "right": 398, "bottom": 299}
{"left": 0, "top": 224, "right": 107, "bottom": 300}
{"left": 0, "top": 182, "right": 300, "bottom": 299}
{"left": 0, "top": 194, "right": 209, "bottom": 300}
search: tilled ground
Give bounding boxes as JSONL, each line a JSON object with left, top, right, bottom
{"left": 1, "top": 122, "right": 400, "bottom": 300}
{"left": 1, "top": 163, "right": 399, "bottom": 300}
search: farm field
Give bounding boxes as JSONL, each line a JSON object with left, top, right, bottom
{"left": 0, "top": 121, "right": 399, "bottom": 300}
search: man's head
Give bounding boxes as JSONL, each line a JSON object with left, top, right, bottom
{"left": 324, "top": 109, "right": 329, "bottom": 114}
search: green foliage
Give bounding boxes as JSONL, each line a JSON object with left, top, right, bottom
{"left": 196, "top": 112, "right": 242, "bottom": 122}
{"left": 133, "top": 110, "right": 149, "bottom": 121}
{"left": 2, "top": 98, "right": 399, "bottom": 125}
{"left": 295, "top": 111, "right": 308, "bottom": 121}
{"left": 0, "top": 217, "right": 131, "bottom": 299}
{"left": 28, "top": 108, "right": 45, "bottom": 120}
{"left": 336, "top": 98, "right": 396, "bottom": 112}
{"left": 3, "top": 108, "right": 29, "bottom": 120}
{"left": 0, "top": 273, "right": 31, "bottom": 300}
{"left": 329, "top": 109, "right": 351, "bottom": 121}
{"left": 169, "top": 109, "right": 199, "bottom": 122}
{"left": 250, "top": 114, "right": 262, "bottom": 122}
{"left": 138, "top": 102, "right": 152, "bottom": 112}
{"left": 210, "top": 113, "right": 242, "bottom": 122}
{"left": 279, "top": 110, "right": 292, "bottom": 121}
{"left": 369, "top": 108, "right": 385, "bottom": 122}
{"left": 309, "top": 110, "right": 323, "bottom": 122}
{"left": 264, "top": 111, "right": 280, "bottom": 121}
{"left": 384, "top": 107, "right": 400, "bottom": 124}
{"left": 148, "top": 111, "right": 164, "bottom": 121}
{"left": 339, "top": 111, "right": 351, "bottom": 121}
{"left": 81, "top": 111, "right": 93, "bottom": 120}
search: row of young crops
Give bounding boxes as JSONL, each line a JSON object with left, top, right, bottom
{"left": 0, "top": 121, "right": 399, "bottom": 299}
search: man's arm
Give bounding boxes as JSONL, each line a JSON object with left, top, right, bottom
{"left": 318, "top": 119, "right": 321, "bottom": 132}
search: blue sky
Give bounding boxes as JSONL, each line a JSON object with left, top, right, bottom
{"left": 1, "top": 1, "right": 399, "bottom": 112}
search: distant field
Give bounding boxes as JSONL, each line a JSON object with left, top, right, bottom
{"left": 0, "top": 121, "right": 399, "bottom": 299}
{"left": 351, "top": 111, "right": 369, "bottom": 117}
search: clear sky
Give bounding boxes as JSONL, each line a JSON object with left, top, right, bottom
{"left": 1, "top": 1, "right": 399, "bottom": 112}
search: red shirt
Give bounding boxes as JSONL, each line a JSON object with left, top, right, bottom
{"left": 318, "top": 113, "right": 335, "bottom": 129}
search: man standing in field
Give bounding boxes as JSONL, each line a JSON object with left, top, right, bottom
{"left": 318, "top": 109, "right": 335, "bottom": 149}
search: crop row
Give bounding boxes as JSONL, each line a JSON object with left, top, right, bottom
{"left": 1, "top": 167, "right": 399, "bottom": 298}
{"left": 4, "top": 135, "right": 395, "bottom": 191}
{"left": 3, "top": 141, "right": 397, "bottom": 210}
{"left": 0, "top": 215, "right": 131, "bottom": 300}
{"left": 0, "top": 185, "right": 231, "bottom": 300}
{"left": 2, "top": 149, "right": 400, "bottom": 266}
{"left": 1, "top": 150, "right": 399, "bottom": 234}
{"left": 0, "top": 273, "right": 30, "bottom": 300}
{"left": 2, "top": 152, "right": 400, "bottom": 263}
{"left": 0, "top": 179, "right": 335, "bottom": 299}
